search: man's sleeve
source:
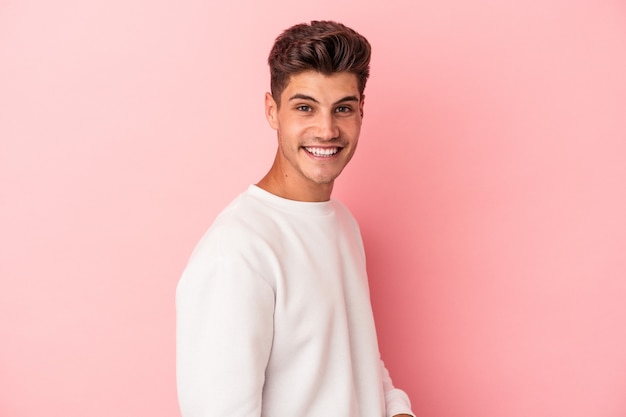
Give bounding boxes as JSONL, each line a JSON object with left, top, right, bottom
{"left": 381, "top": 360, "right": 416, "bottom": 417}
{"left": 176, "top": 253, "right": 275, "bottom": 417}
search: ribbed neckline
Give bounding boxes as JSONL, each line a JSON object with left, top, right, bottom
{"left": 246, "top": 185, "right": 335, "bottom": 216}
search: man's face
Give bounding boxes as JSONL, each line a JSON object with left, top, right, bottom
{"left": 265, "top": 71, "right": 364, "bottom": 200}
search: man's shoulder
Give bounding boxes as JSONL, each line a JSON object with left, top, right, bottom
{"left": 329, "top": 198, "right": 362, "bottom": 231}
{"left": 190, "top": 189, "right": 280, "bottom": 256}
{"left": 211, "top": 188, "right": 280, "bottom": 232}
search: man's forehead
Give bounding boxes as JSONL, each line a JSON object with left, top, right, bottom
{"left": 283, "top": 71, "right": 361, "bottom": 100}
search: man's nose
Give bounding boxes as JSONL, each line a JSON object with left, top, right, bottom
{"left": 316, "top": 113, "right": 339, "bottom": 141}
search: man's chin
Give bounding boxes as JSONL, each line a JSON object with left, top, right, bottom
{"left": 308, "top": 174, "right": 339, "bottom": 186}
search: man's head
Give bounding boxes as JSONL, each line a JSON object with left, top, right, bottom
{"left": 268, "top": 20, "right": 371, "bottom": 107}
{"left": 259, "top": 21, "right": 371, "bottom": 202}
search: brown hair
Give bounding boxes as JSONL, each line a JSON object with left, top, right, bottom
{"left": 268, "top": 20, "right": 371, "bottom": 106}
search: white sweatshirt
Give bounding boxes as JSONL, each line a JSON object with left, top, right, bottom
{"left": 176, "top": 185, "right": 414, "bottom": 417}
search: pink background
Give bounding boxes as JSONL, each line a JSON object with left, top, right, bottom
{"left": 2, "top": 0, "right": 626, "bottom": 416}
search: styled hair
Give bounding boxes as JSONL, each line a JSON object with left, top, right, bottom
{"left": 268, "top": 20, "right": 371, "bottom": 106}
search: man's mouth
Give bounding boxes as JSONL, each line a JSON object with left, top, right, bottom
{"left": 304, "top": 147, "right": 340, "bottom": 157}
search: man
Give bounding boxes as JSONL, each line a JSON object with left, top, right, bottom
{"left": 176, "top": 20, "right": 414, "bottom": 417}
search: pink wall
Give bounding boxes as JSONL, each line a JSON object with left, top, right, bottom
{"left": 1, "top": 0, "right": 625, "bottom": 416}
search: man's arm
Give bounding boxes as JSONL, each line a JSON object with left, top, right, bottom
{"left": 176, "top": 253, "right": 275, "bottom": 416}
{"left": 381, "top": 360, "right": 416, "bottom": 417}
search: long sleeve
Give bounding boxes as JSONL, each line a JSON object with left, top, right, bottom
{"left": 176, "top": 248, "right": 275, "bottom": 417}
{"left": 381, "top": 360, "right": 415, "bottom": 417}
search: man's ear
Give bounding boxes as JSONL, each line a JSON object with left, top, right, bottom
{"left": 265, "top": 92, "right": 279, "bottom": 130}
{"left": 359, "top": 94, "right": 365, "bottom": 119}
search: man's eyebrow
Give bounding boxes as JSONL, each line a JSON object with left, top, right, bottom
{"left": 288, "top": 94, "right": 319, "bottom": 103}
{"left": 288, "top": 94, "right": 360, "bottom": 105}
{"left": 334, "top": 95, "right": 360, "bottom": 105}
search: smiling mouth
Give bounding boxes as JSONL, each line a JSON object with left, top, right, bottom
{"left": 304, "top": 146, "right": 340, "bottom": 157}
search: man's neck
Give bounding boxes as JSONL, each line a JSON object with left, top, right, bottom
{"left": 256, "top": 162, "right": 334, "bottom": 202}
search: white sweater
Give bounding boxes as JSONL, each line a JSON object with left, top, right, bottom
{"left": 176, "top": 185, "right": 413, "bottom": 417}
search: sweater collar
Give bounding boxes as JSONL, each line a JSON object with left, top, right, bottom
{"left": 247, "top": 185, "right": 334, "bottom": 216}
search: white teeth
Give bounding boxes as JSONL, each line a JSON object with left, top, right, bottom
{"left": 305, "top": 147, "right": 339, "bottom": 157}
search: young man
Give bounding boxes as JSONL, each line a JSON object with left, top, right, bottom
{"left": 176, "top": 21, "right": 414, "bottom": 417}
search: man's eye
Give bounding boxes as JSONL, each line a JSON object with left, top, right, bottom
{"left": 336, "top": 106, "right": 352, "bottom": 113}
{"left": 297, "top": 105, "right": 312, "bottom": 112}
